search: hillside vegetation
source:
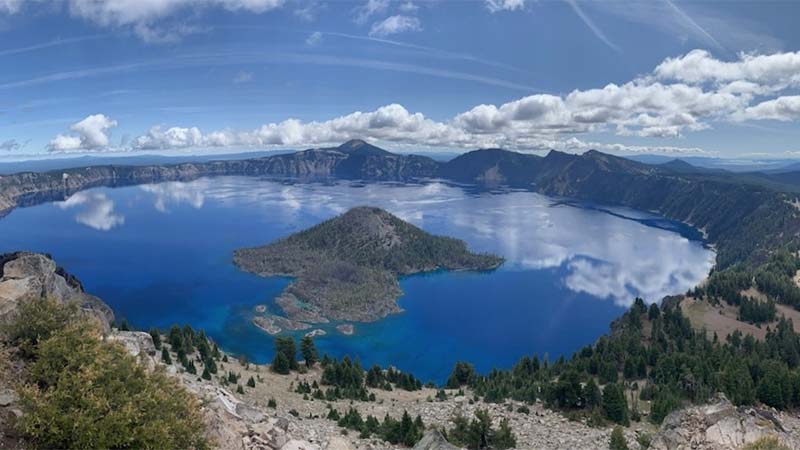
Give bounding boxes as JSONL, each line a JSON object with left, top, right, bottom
{"left": 1, "top": 297, "right": 208, "bottom": 450}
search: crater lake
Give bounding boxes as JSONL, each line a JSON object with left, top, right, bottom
{"left": 0, "top": 176, "right": 715, "bottom": 383}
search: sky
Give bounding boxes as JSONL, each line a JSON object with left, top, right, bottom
{"left": 1, "top": 0, "right": 800, "bottom": 159}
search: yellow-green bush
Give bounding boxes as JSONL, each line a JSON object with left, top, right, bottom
{"left": 4, "top": 298, "right": 209, "bottom": 450}
{"left": 743, "top": 436, "right": 791, "bottom": 450}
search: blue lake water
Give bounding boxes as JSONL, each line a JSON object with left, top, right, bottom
{"left": 0, "top": 177, "right": 715, "bottom": 383}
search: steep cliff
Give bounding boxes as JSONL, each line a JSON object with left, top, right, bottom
{"left": 0, "top": 252, "right": 114, "bottom": 330}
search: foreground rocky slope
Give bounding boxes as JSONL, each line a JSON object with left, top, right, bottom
{"left": 235, "top": 207, "right": 502, "bottom": 324}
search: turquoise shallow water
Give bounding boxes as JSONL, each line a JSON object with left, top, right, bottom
{"left": 0, "top": 177, "right": 714, "bottom": 383}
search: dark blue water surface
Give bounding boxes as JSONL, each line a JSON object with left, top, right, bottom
{"left": 0, "top": 177, "right": 714, "bottom": 383}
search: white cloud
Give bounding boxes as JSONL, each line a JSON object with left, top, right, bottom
{"left": 51, "top": 49, "right": 800, "bottom": 157}
{"left": 48, "top": 114, "right": 118, "bottom": 152}
{"left": 233, "top": 71, "right": 254, "bottom": 83}
{"left": 132, "top": 125, "right": 203, "bottom": 149}
{"left": 305, "top": 31, "right": 322, "bottom": 47}
{"left": 369, "top": 15, "right": 421, "bottom": 37}
{"left": 453, "top": 80, "right": 742, "bottom": 138}
{"left": 733, "top": 96, "right": 800, "bottom": 122}
{"left": 67, "top": 0, "right": 284, "bottom": 42}
{"left": 485, "top": 0, "right": 524, "bottom": 13}
{"left": 353, "top": 0, "right": 388, "bottom": 24}
{"left": 655, "top": 49, "right": 800, "bottom": 92}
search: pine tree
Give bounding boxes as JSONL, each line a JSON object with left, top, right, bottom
{"left": 301, "top": 336, "right": 318, "bottom": 367}
{"left": 584, "top": 378, "right": 601, "bottom": 409}
{"left": 274, "top": 336, "right": 298, "bottom": 370}
{"left": 202, "top": 367, "right": 211, "bottom": 380}
{"left": 236, "top": 385, "right": 244, "bottom": 395}
{"left": 492, "top": 418, "right": 517, "bottom": 449}
{"left": 161, "top": 346, "right": 172, "bottom": 364}
{"left": 149, "top": 328, "right": 162, "bottom": 350}
{"left": 271, "top": 351, "right": 291, "bottom": 374}
{"left": 247, "top": 376, "right": 256, "bottom": 388}
{"left": 205, "top": 356, "right": 218, "bottom": 374}
{"left": 602, "top": 383, "right": 629, "bottom": 426}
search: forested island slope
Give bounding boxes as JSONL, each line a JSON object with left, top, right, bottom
{"left": 234, "top": 206, "right": 503, "bottom": 323}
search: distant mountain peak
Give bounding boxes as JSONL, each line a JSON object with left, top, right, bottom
{"left": 336, "top": 139, "right": 392, "bottom": 156}
{"left": 341, "top": 139, "right": 368, "bottom": 149}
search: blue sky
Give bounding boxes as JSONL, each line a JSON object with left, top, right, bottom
{"left": 1, "top": 0, "right": 800, "bottom": 159}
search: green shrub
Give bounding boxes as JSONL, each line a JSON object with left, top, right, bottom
{"left": 17, "top": 322, "right": 208, "bottom": 450}
{"left": 609, "top": 426, "right": 628, "bottom": 450}
{"left": 1, "top": 297, "right": 78, "bottom": 359}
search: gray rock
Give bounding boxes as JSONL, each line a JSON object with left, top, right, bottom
{"left": 413, "top": 431, "right": 464, "bottom": 450}
{"left": 650, "top": 395, "right": 799, "bottom": 450}
{"left": 0, "top": 389, "right": 17, "bottom": 407}
{"left": 0, "top": 252, "right": 114, "bottom": 328}
{"left": 107, "top": 331, "right": 156, "bottom": 356}
{"left": 236, "top": 403, "right": 266, "bottom": 424}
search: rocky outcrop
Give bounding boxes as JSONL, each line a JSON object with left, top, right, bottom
{"left": 650, "top": 395, "right": 800, "bottom": 450}
{"left": 413, "top": 431, "right": 463, "bottom": 450}
{"left": 0, "top": 252, "right": 114, "bottom": 329}
{"left": 107, "top": 330, "right": 157, "bottom": 370}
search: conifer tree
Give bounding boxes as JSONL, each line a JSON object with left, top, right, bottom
{"left": 161, "top": 346, "right": 172, "bottom": 364}
{"left": 301, "top": 336, "right": 318, "bottom": 367}
{"left": 271, "top": 351, "right": 291, "bottom": 374}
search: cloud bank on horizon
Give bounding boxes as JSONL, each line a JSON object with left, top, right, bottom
{"left": 2, "top": 0, "right": 800, "bottom": 158}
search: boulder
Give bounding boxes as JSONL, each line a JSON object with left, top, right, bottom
{"left": 107, "top": 331, "right": 156, "bottom": 356}
{"left": 0, "top": 389, "right": 17, "bottom": 407}
{"left": 413, "top": 431, "right": 464, "bottom": 450}
{"left": 236, "top": 403, "right": 265, "bottom": 424}
{"left": 650, "top": 395, "right": 799, "bottom": 450}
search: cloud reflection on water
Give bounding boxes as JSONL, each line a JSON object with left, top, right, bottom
{"left": 136, "top": 177, "right": 715, "bottom": 306}
{"left": 57, "top": 191, "right": 125, "bottom": 231}
{"left": 140, "top": 181, "right": 205, "bottom": 212}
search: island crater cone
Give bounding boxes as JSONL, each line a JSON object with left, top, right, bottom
{"left": 233, "top": 206, "right": 503, "bottom": 326}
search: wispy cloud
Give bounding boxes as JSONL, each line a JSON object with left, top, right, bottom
{"left": 305, "top": 31, "right": 322, "bottom": 46}
{"left": 663, "top": 0, "right": 724, "bottom": 52}
{"left": 0, "top": 51, "right": 540, "bottom": 93}
{"left": 353, "top": 0, "right": 389, "bottom": 24}
{"left": 565, "top": 0, "right": 621, "bottom": 53}
{"left": 233, "top": 71, "right": 254, "bottom": 83}
{"left": 369, "top": 15, "right": 421, "bottom": 37}
{"left": 0, "top": 34, "right": 104, "bottom": 57}
{"left": 319, "top": 31, "right": 532, "bottom": 75}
